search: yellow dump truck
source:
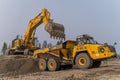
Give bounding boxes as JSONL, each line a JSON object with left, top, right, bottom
{"left": 33, "top": 34, "right": 116, "bottom": 71}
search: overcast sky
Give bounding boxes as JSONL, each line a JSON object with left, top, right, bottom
{"left": 0, "top": 0, "right": 120, "bottom": 54}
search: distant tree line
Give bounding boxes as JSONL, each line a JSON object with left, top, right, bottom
{"left": 38, "top": 40, "right": 63, "bottom": 49}
{"left": 1, "top": 42, "right": 8, "bottom": 54}
{"left": 41, "top": 40, "right": 53, "bottom": 48}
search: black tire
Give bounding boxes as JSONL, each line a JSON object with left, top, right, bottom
{"left": 75, "top": 53, "right": 93, "bottom": 69}
{"left": 38, "top": 58, "right": 47, "bottom": 71}
{"left": 92, "top": 60, "right": 101, "bottom": 68}
{"left": 47, "top": 57, "right": 60, "bottom": 71}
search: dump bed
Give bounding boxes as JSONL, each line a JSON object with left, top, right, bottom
{"left": 33, "top": 40, "right": 76, "bottom": 59}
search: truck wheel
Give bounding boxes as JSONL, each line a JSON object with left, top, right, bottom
{"left": 75, "top": 53, "right": 93, "bottom": 69}
{"left": 38, "top": 58, "right": 47, "bottom": 71}
{"left": 92, "top": 60, "right": 101, "bottom": 68}
{"left": 47, "top": 58, "right": 60, "bottom": 71}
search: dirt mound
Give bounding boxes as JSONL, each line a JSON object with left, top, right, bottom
{"left": 0, "top": 55, "right": 39, "bottom": 75}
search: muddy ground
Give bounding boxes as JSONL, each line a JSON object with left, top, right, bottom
{"left": 0, "top": 55, "right": 120, "bottom": 80}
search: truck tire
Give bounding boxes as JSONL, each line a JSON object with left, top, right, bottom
{"left": 47, "top": 57, "right": 60, "bottom": 71}
{"left": 38, "top": 58, "right": 47, "bottom": 71}
{"left": 92, "top": 60, "right": 101, "bottom": 68}
{"left": 75, "top": 53, "right": 93, "bottom": 69}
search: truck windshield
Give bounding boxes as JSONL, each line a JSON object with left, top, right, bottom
{"left": 77, "top": 38, "right": 96, "bottom": 45}
{"left": 85, "top": 38, "right": 96, "bottom": 44}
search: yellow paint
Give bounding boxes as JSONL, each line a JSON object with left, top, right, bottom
{"left": 72, "top": 44, "right": 115, "bottom": 60}
{"left": 11, "top": 8, "right": 61, "bottom": 52}
{"left": 49, "top": 62, "right": 54, "bottom": 69}
{"left": 78, "top": 58, "right": 87, "bottom": 66}
{"left": 40, "top": 62, "right": 44, "bottom": 69}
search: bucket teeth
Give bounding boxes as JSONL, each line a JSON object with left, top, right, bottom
{"left": 45, "top": 21, "right": 66, "bottom": 40}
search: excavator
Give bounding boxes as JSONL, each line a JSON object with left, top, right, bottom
{"left": 4, "top": 8, "right": 65, "bottom": 55}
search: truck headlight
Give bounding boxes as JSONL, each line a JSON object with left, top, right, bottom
{"left": 100, "top": 48, "right": 105, "bottom": 53}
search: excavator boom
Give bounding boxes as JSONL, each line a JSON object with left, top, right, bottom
{"left": 24, "top": 8, "right": 65, "bottom": 44}
{"left": 4, "top": 8, "right": 65, "bottom": 55}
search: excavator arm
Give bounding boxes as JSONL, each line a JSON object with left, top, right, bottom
{"left": 4, "top": 8, "right": 65, "bottom": 55}
{"left": 23, "top": 8, "right": 65, "bottom": 47}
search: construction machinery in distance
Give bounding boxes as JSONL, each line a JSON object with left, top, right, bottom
{"left": 33, "top": 34, "right": 116, "bottom": 71}
{"left": 4, "top": 8, "right": 65, "bottom": 55}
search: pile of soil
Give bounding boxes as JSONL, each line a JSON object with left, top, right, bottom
{"left": 0, "top": 55, "right": 39, "bottom": 75}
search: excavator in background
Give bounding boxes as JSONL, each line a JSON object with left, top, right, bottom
{"left": 4, "top": 8, "right": 65, "bottom": 55}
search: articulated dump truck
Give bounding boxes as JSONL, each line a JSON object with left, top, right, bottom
{"left": 33, "top": 34, "right": 116, "bottom": 71}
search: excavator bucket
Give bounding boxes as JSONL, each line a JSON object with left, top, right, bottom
{"left": 45, "top": 21, "right": 65, "bottom": 40}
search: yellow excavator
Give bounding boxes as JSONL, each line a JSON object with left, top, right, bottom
{"left": 4, "top": 8, "right": 65, "bottom": 55}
